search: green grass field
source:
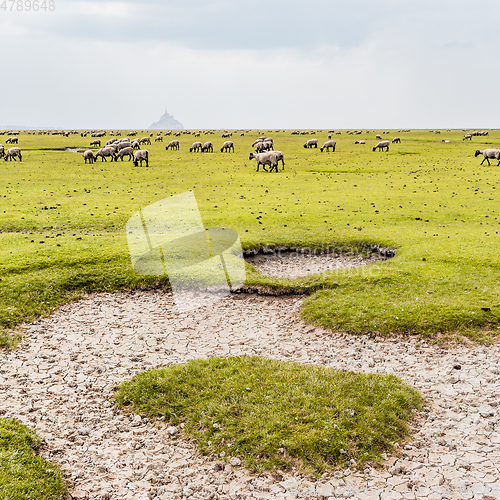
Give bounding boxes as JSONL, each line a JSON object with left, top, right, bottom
{"left": 1, "top": 128, "right": 499, "bottom": 345}
{"left": 1, "top": 127, "right": 497, "bottom": 488}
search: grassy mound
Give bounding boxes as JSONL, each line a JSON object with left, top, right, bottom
{"left": 114, "top": 356, "right": 422, "bottom": 475}
{"left": 0, "top": 418, "right": 68, "bottom": 499}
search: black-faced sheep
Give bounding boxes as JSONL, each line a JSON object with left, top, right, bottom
{"left": 355, "top": 140, "right": 366, "bottom": 144}
{"left": 155, "top": 135, "right": 163, "bottom": 142}
{"left": 83, "top": 150, "right": 95, "bottom": 164}
{"left": 220, "top": 141, "right": 234, "bottom": 152}
{"left": 133, "top": 149, "right": 149, "bottom": 167}
{"left": 373, "top": 140, "right": 390, "bottom": 152}
{"left": 475, "top": 149, "right": 500, "bottom": 166}
{"left": 392, "top": 137, "right": 401, "bottom": 143}
{"left": 90, "top": 139, "right": 101, "bottom": 147}
{"left": 6, "top": 136, "right": 18, "bottom": 144}
{"left": 3, "top": 147, "right": 22, "bottom": 161}
{"left": 249, "top": 152, "right": 279, "bottom": 172}
{"left": 116, "top": 147, "right": 134, "bottom": 161}
{"left": 463, "top": 133, "right": 472, "bottom": 141}
{"left": 0, "top": 145, "right": 3, "bottom": 158}
{"left": 139, "top": 137, "right": 151, "bottom": 145}
{"left": 190, "top": 141, "right": 203, "bottom": 152}
{"left": 303, "top": 139, "right": 318, "bottom": 148}
{"left": 320, "top": 140, "right": 336, "bottom": 152}
{"left": 202, "top": 141, "right": 213, "bottom": 152}
{"left": 376, "top": 134, "right": 382, "bottom": 140}
{"left": 165, "top": 140, "right": 180, "bottom": 151}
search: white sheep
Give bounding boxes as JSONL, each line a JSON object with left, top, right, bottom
{"left": 373, "top": 140, "right": 390, "bottom": 152}
{"left": 475, "top": 149, "right": 500, "bottom": 166}
{"left": 392, "top": 137, "right": 401, "bottom": 143}
{"left": 303, "top": 139, "right": 318, "bottom": 149}
{"left": 105, "top": 138, "right": 117, "bottom": 146}
{"left": 155, "top": 135, "right": 163, "bottom": 142}
{"left": 376, "top": 134, "right": 382, "bottom": 140}
{"left": 132, "top": 139, "right": 141, "bottom": 150}
{"left": 83, "top": 150, "right": 95, "bottom": 164}
{"left": 139, "top": 136, "right": 151, "bottom": 145}
{"left": 117, "top": 141, "right": 133, "bottom": 151}
{"left": 463, "top": 133, "right": 472, "bottom": 141}
{"left": 0, "top": 144, "right": 4, "bottom": 158}
{"left": 94, "top": 147, "right": 116, "bottom": 162}
{"left": 355, "top": 140, "right": 366, "bottom": 144}
{"left": 320, "top": 140, "right": 336, "bottom": 152}
{"left": 133, "top": 149, "right": 149, "bottom": 167}
{"left": 249, "top": 152, "right": 279, "bottom": 172}
{"left": 116, "top": 147, "right": 134, "bottom": 161}
{"left": 6, "top": 136, "right": 18, "bottom": 144}
{"left": 90, "top": 139, "right": 101, "bottom": 147}
{"left": 3, "top": 147, "right": 22, "bottom": 161}
{"left": 268, "top": 150, "right": 285, "bottom": 170}
{"left": 165, "top": 140, "right": 180, "bottom": 151}
{"left": 220, "top": 141, "right": 234, "bottom": 152}
{"left": 202, "top": 141, "right": 213, "bottom": 152}
{"left": 190, "top": 141, "right": 203, "bottom": 152}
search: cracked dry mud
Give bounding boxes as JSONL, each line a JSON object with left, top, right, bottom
{"left": 1, "top": 257, "right": 500, "bottom": 499}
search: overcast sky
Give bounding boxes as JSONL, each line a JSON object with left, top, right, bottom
{"left": 1, "top": 0, "right": 499, "bottom": 129}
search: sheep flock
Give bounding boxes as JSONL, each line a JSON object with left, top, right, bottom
{"left": 1, "top": 128, "right": 497, "bottom": 172}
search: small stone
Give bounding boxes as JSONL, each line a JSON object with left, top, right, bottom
{"left": 78, "top": 427, "right": 90, "bottom": 436}
{"left": 229, "top": 457, "right": 242, "bottom": 466}
{"left": 166, "top": 426, "right": 178, "bottom": 436}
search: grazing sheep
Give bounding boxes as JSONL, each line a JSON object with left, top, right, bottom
{"left": 475, "top": 149, "right": 500, "bottom": 166}
{"left": 131, "top": 139, "right": 141, "bottom": 150}
{"left": 320, "top": 140, "right": 336, "bottom": 152}
{"left": 83, "top": 150, "right": 95, "bottom": 164}
{"left": 373, "top": 140, "right": 390, "bottom": 152}
{"left": 133, "top": 149, "right": 149, "bottom": 167}
{"left": 255, "top": 142, "right": 266, "bottom": 153}
{"left": 94, "top": 147, "right": 116, "bottom": 162}
{"left": 155, "top": 135, "right": 163, "bottom": 142}
{"left": 90, "top": 139, "right": 101, "bottom": 147}
{"left": 268, "top": 150, "right": 285, "bottom": 170}
{"left": 116, "top": 146, "right": 134, "bottom": 161}
{"left": 252, "top": 139, "right": 264, "bottom": 146}
{"left": 6, "top": 136, "right": 18, "bottom": 144}
{"left": 220, "top": 141, "right": 234, "bottom": 152}
{"left": 303, "top": 139, "right": 318, "bottom": 149}
{"left": 376, "top": 134, "right": 382, "bottom": 140}
{"left": 442, "top": 139, "right": 451, "bottom": 143}
{"left": 139, "top": 136, "right": 151, "bottom": 145}
{"left": 117, "top": 141, "right": 133, "bottom": 151}
{"left": 249, "top": 152, "right": 279, "bottom": 172}
{"left": 105, "top": 138, "right": 117, "bottom": 146}
{"left": 190, "top": 141, "right": 203, "bottom": 152}
{"left": 355, "top": 140, "right": 366, "bottom": 144}
{"left": 165, "top": 140, "right": 180, "bottom": 151}
{"left": 463, "top": 133, "right": 472, "bottom": 141}
{"left": 0, "top": 144, "right": 3, "bottom": 158}
{"left": 3, "top": 147, "right": 22, "bottom": 161}
{"left": 202, "top": 141, "right": 213, "bottom": 152}
{"left": 392, "top": 136, "right": 401, "bottom": 143}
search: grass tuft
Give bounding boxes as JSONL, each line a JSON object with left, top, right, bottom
{"left": 0, "top": 418, "right": 68, "bottom": 499}
{"left": 114, "top": 356, "right": 422, "bottom": 475}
